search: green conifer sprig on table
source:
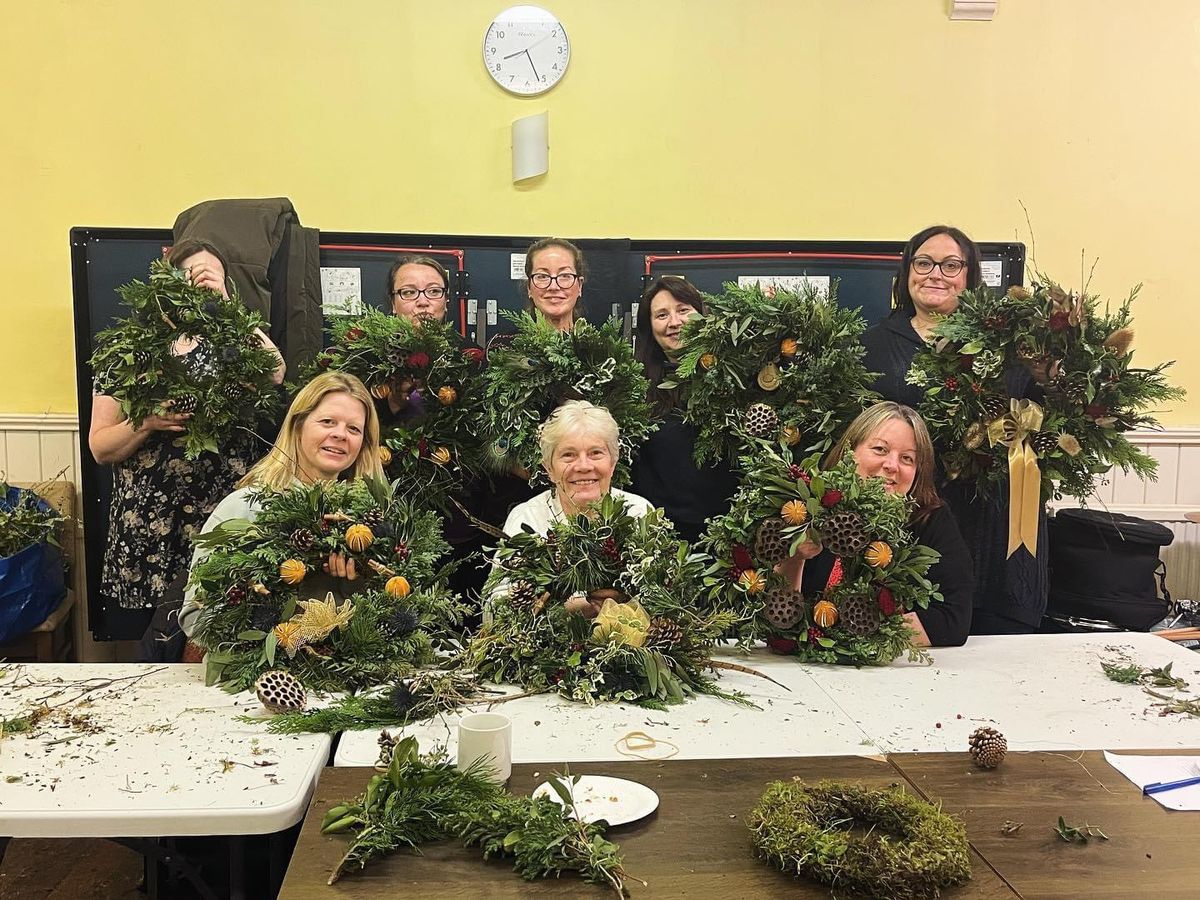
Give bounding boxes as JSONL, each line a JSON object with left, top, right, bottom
{"left": 89, "top": 258, "right": 281, "bottom": 459}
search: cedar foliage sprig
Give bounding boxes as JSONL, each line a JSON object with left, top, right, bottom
{"left": 89, "top": 258, "right": 281, "bottom": 459}
{"left": 323, "top": 736, "right": 630, "bottom": 896}
{"left": 663, "top": 282, "right": 878, "bottom": 466}
{"left": 908, "top": 281, "right": 1184, "bottom": 500}
{"left": 482, "top": 313, "right": 653, "bottom": 485}
{"left": 189, "top": 478, "right": 464, "bottom": 693}
{"left": 702, "top": 448, "right": 942, "bottom": 665}
{"left": 470, "top": 494, "right": 750, "bottom": 708}
{"left": 309, "top": 309, "right": 489, "bottom": 505}
{"left": 0, "top": 481, "right": 64, "bottom": 558}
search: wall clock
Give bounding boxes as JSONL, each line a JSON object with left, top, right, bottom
{"left": 484, "top": 5, "right": 570, "bottom": 96}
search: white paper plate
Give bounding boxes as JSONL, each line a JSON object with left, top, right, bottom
{"left": 533, "top": 775, "right": 660, "bottom": 826}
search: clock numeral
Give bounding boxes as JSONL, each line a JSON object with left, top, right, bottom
{"left": 552, "top": 63, "right": 558, "bottom": 70}
{"left": 495, "top": 63, "right": 502, "bottom": 72}
{"left": 509, "top": 74, "right": 515, "bottom": 83}
{"left": 489, "top": 47, "right": 496, "bottom": 55}
{"left": 557, "top": 46, "right": 563, "bottom": 55}
{"left": 540, "top": 75, "right": 547, "bottom": 82}
{"left": 497, "top": 29, "right": 505, "bottom": 38}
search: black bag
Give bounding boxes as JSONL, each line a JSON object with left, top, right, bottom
{"left": 1047, "top": 508, "right": 1174, "bottom": 631}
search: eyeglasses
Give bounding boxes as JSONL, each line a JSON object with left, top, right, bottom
{"left": 911, "top": 256, "right": 966, "bottom": 278}
{"left": 392, "top": 286, "right": 447, "bottom": 302}
{"left": 529, "top": 272, "right": 580, "bottom": 289}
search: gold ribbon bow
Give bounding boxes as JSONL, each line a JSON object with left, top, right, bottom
{"left": 986, "top": 398, "right": 1044, "bottom": 558}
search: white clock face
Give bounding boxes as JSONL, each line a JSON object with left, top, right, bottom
{"left": 484, "top": 5, "right": 570, "bottom": 96}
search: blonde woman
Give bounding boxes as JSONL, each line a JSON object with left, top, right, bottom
{"left": 179, "top": 372, "right": 383, "bottom": 638}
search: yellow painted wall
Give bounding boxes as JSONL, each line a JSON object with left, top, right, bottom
{"left": 3, "top": 1, "right": 1198, "bottom": 421}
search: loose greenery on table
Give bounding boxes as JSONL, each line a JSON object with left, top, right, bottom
{"left": 908, "top": 280, "right": 1183, "bottom": 500}
{"left": 702, "top": 449, "right": 942, "bottom": 665}
{"left": 322, "top": 736, "right": 631, "bottom": 896}
{"left": 468, "top": 493, "right": 750, "bottom": 707}
{"left": 89, "top": 258, "right": 281, "bottom": 459}
{"left": 1100, "top": 658, "right": 1189, "bottom": 690}
{"left": 748, "top": 779, "right": 971, "bottom": 900}
{"left": 310, "top": 309, "right": 489, "bottom": 504}
{"left": 1054, "top": 815, "right": 1109, "bottom": 844}
{"left": 662, "top": 281, "right": 877, "bottom": 466}
{"left": 189, "top": 478, "right": 465, "bottom": 693}
{"left": 482, "top": 312, "right": 653, "bottom": 485}
{"left": 0, "top": 481, "right": 64, "bottom": 558}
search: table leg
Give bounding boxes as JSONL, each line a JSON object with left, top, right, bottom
{"left": 228, "top": 835, "right": 246, "bottom": 900}
{"left": 0, "top": 836, "right": 9, "bottom": 866}
{"left": 111, "top": 837, "right": 220, "bottom": 900}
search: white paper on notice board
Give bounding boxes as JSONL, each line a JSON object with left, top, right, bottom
{"left": 738, "top": 275, "right": 830, "bottom": 297}
{"left": 510, "top": 253, "right": 527, "bottom": 280}
{"left": 321, "top": 267, "right": 363, "bottom": 316}
{"left": 981, "top": 259, "right": 1004, "bottom": 288}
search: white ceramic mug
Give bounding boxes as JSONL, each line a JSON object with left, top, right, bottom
{"left": 457, "top": 712, "right": 512, "bottom": 783}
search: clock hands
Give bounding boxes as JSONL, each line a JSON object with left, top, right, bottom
{"left": 525, "top": 50, "right": 540, "bottom": 81}
{"left": 501, "top": 46, "right": 542, "bottom": 80}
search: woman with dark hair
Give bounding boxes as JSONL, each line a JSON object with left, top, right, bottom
{"left": 782, "top": 401, "right": 973, "bottom": 647}
{"left": 524, "top": 237, "right": 585, "bottom": 331}
{"left": 89, "top": 240, "right": 285, "bottom": 611}
{"left": 629, "top": 276, "right": 738, "bottom": 543}
{"left": 862, "top": 226, "right": 1047, "bottom": 635}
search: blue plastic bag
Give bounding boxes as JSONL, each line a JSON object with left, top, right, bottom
{"left": 0, "top": 487, "right": 67, "bottom": 644}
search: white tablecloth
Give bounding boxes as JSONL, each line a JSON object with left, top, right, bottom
{"left": 334, "top": 632, "right": 1200, "bottom": 766}
{"left": 0, "top": 663, "right": 330, "bottom": 838}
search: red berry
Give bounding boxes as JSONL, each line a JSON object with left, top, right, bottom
{"left": 944, "top": 376, "right": 959, "bottom": 391}
{"left": 820, "top": 489, "right": 843, "bottom": 509}
{"left": 408, "top": 351, "right": 430, "bottom": 369}
{"left": 394, "top": 541, "right": 410, "bottom": 560}
{"left": 807, "top": 627, "right": 824, "bottom": 643}
{"left": 971, "top": 382, "right": 983, "bottom": 394}
{"left": 417, "top": 438, "right": 429, "bottom": 457}
{"left": 787, "top": 464, "right": 810, "bottom": 483}
{"left": 317, "top": 355, "right": 333, "bottom": 369}
{"left": 463, "top": 346, "right": 485, "bottom": 363}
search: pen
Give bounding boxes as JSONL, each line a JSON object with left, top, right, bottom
{"left": 1143, "top": 775, "right": 1200, "bottom": 796}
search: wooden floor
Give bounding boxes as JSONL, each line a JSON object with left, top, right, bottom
{"left": 0, "top": 839, "right": 143, "bottom": 900}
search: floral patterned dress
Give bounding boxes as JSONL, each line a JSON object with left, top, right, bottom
{"left": 98, "top": 343, "right": 262, "bottom": 609}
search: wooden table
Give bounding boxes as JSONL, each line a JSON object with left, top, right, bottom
{"left": 279, "top": 758, "right": 1017, "bottom": 898}
{"left": 899, "top": 749, "right": 1200, "bottom": 899}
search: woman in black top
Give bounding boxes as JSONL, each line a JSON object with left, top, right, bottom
{"left": 630, "top": 276, "right": 738, "bottom": 543}
{"left": 861, "top": 225, "right": 1047, "bottom": 634}
{"left": 783, "top": 402, "right": 973, "bottom": 646}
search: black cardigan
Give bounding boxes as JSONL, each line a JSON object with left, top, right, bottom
{"left": 801, "top": 504, "right": 974, "bottom": 646}
{"left": 861, "top": 311, "right": 926, "bottom": 408}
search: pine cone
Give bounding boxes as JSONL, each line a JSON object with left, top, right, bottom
{"left": 290, "top": 529, "right": 317, "bottom": 552}
{"left": 508, "top": 581, "right": 538, "bottom": 610}
{"left": 361, "top": 508, "right": 385, "bottom": 530}
{"left": 980, "top": 394, "right": 1007, "bottom": 420}
{"left": 171, "top": 394, "right": 198, "bottom": 415}
{"left": 968, "top": 726, "right": 1007, "bottom": 768}
{"left": 645, "top": 617, "right": 684, "bottom": 652}
{"left": 1030, "top": 431, "right": 1058, "bottom": 456}
{"left": 254, "top": 670, "right": 307, "bottom": 714}
{"left": 132, "top": 349, "right": 152, "bottom": 368}
{"left": 762, "top": 586, "right": 805, "bottom": 630}
{"left": 377, "top": 730, "right": 398, "bottom": 767}
{"left": 755, "top": 518, "right": 788, "bottom": 567}
{"left": 819, "top": 511, "right": 870, "bottom": 558}
{"left": 838, "top": 595, "right": 881, "bottom": 637}
{"left": 744, "top": 403, "right": 780, "bottom": 439}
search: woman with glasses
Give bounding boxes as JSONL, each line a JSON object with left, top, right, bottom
{"left": 524, "top": 237, "right": 584, "bottom": 331}
{"left": 862, "top": 225, "right": 1048, "bottom": 636}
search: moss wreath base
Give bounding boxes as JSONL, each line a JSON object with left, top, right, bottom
{"left": 748, "top": 779, "right": 971, "bottom": 900}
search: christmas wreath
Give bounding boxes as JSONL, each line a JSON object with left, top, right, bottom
{"left": 468, "top": 494, "right": 751, "bottom": 708}
{"left": 909, "top": 281, "right": 1183, "bottom": 502}
{"left": 311, "top": 309, "right": 489, "bottom": 503}
{"left": 701, "top": 450, "right": 943, "bottom": 665}
{"left": 189, "top": 477, "right": 466, "bottom": 693}
{"left": 661, "top": 282, "right": 878, "bottom": 466}
{"left": 90, "top": 258, "right": 281, "bottom": 459}
{"left": 748, "top": 779, "right": 971, "bottom": 900}
{"left": 482, "top": 313, "right": 653, "bottom": 485}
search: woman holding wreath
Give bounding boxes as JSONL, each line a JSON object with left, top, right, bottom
{"left": 782, "top": 401, "right": 974, "bottom": 647}
{"left": 89, "top": 240, "right": 285, "bottom": 611}
{"left": 179, "top": 371, "right": 384, "bottom": 640}
{"left": 630, "top": 276, "right": 738, "bottom": 543}
{"left": 861, "top": 225, "right": 1047, "bottom": 634}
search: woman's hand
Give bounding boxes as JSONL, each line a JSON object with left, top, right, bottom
{"left": 789, "top": 538, "right": 823, "bottom": 561}
{"left": 186, "top": 259, "right": 230, "bottom": 299}
{"left": 324, "top": 552, "right": 358, "bottom": 581}
{"left": 137, "top": 409, "right": 191, "bottom": 434}
{"left": 251, "top": 327, "right": 287, "bottom": 384}
{"left": 776, "top": 538, "right": 823, "bottom": 590}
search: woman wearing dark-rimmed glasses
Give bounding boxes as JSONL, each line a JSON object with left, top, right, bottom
{"left": 862, "top": 225, "right": 1048, "bottom": 636}
{"left": 524, "top": 237, "right": 584, "bottom": 331}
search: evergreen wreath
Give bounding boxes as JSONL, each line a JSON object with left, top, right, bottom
{"left": 469, "top": 494, "right": 751, "bottom": 708}
{"left": 322, "top": 736, "right": 630, "bottom": 893}
{"left": 189, "top": 477, "right": 465, "bottom": 693}
{"left": 310, "top": 308, "right": 489, "bottom": 504}
{"left": 661, "top": 282, "right": 878, "bottom": 466}
{"left": 908, "top": 281, "right": 1184, "bottom": 501}
{"left": 89, "top": 257, "right": 281, "bottom": 459}
{"left": 482, "top": 312, "right": 653, "bottom": 485}
{"left": 701, "top": 449, "right": 943, "bottom": 665}
{"left": 748, "top": 779, "right": 971, "bottom": 900}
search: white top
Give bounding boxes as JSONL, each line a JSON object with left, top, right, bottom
{"left": 335, "top": 632, "right": 1200, "bottom": 765}
{"left": 0, "top": 663, "right": 330, "bottom": 838}
{"left": 502, "top": 488, "right": 655, "bottom": 536}
{"left": 179, "top": 486, "right": 263, "bottom": 637}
